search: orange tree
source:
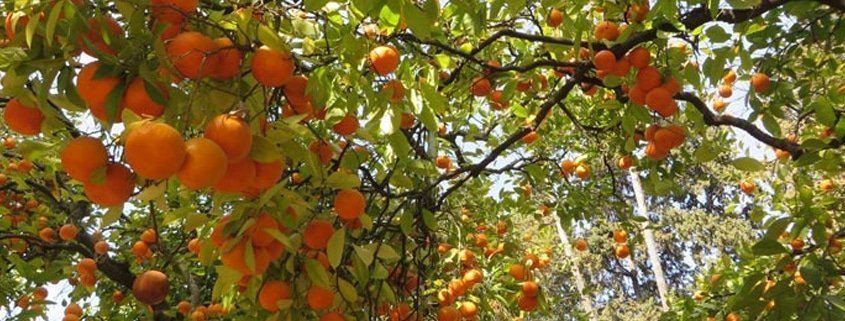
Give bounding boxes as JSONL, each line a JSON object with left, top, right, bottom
{"left": 1, "top": 0, "right": 845, "bottom": 320}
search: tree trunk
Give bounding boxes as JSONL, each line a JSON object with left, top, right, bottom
{"left": 553, "top": 214, "right": 597, "bottom": 320}
{"left": 629, "top": 168, "right": 670, "bottom": 311}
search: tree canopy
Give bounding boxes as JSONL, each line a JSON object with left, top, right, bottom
{"left": 1, "top": 0, "right": 845, "bottom": 320}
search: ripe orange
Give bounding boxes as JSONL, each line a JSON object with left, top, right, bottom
{"left": 140, "top": 229, "right": 157, "bottom": 244}
{"left": 458, "top": 302, "right": 477, "bottom": 319}
{"left": 653, "top": 125, "right": 685, "bottom": 150}
{"left": 94, "top": 241, "right": 109, "bottom": 255}
{"left": 435, "top": 155, "right": 452, "bottom": 169}
{"left": 38, "top": 227, "right": 55, "bottom": 242}
{"left": 522, "top": 130, "right": 539, "bottom": 144}
{"left": 521, "top": 281, "right": 540, "bottom": 297}
{"left": 575, "top": 163, "right": 590, "bottom": 179}
{"left": 309, "top": 140, "right": 334, "bottom": 165}
{"left": 61, "top": 137, "right": 108, "bottom": 183}
{"left": 739, "top": 180, "right": 756, "bottom": 195}
{"left": 209, "top": 37, "right": 242, "bottom": 80}
{"left": 76, "top": 62, "right": 122, "bottom": 122}
{"left": 612, "top": 57, "right": 632, "bottom": 76}
{"left": 628, "top": 47, "right": 651, "bottom": 69}
{"left": 283, "top": 75, "right": 311, "bottom": 108}
{"left": 3, "top": 98, "right": 44, "bottom": 135}
{"left": 332, "top": 114, "right": 359, "bottom": 136}
{"left": 462, "top": 269, "right": 483, "bottom": 286}
{"left": 617, "top": 155, "right": 633, "bottom": 170}
{"left": 726, "top": 312, "right": 741, "bottom": 321}
{"left": 258, "top": 280, "right": 291, "bottom": 312}
{"left": 751, "top": 73, "right": 770, "bottom": 93}
{"left": 645, "top": 87, "right": 678, "bottom": 117}
{"left": 166, "top": 31, "right": 220, "bottom": 79}
{"left": 124, "top": 121, "right": 187, "bottom": 180}
{"left": 122, "top": 77, "right": 168, "bottom": 118}
{"left": 382, "top": 79, "right": 405, "bottom": 103}
{"left": 78, "top": 17, "right": 123, "bottom": 57}
{"left": 490, "top": 90, "right": 509, "bottom": 110}
{"left": 320, "top": 312, "right": 344, "bottom": 321}
{"left": 712, "top": 99, "right": 727, "bottom": 112}
{"left": 83, "top": 163, "right": 135, "bottom": 207}
{"left": 204, "top": 114, "right": 253, "bottom": 163}
{"left": 574, "top": 239, "right": 588, "bottom": 251}
{"left": 509, "top": 264, "right": 528, "bottom": 281}
{"left": 177, "top": 301, "right": 191, "bottom": 316}
{"left": 303, "top": 219, "right": 335, "bottom": 250}
{"left": 213, "top": 159, "right": 256, "bottom": 194}
{"left": 176, "top": 138, "right": 228, "bottom": 189}
{"left": 594, "top": 21, "right": 619, "bottom": 41}
{"left": 615, "top": 244, "right": 630, "bottom": 258}
{"left": 77, "top": 258, "right": 97, "bottom": 275}
{"left": 219, "top": 239, "right": 253, "bottom": 275}
{"left": 560, "top": 159, "right": 577, "bottom": 175}
{"left": 547, "top": 8, "right": 563, "bottom": 27}
{"left": 252, "top": 46, "right": 294, "bottom": 87}
{"left": 593, "top": 50, "right": 617, "bottom": 71}
{"left": 722, "top": 70, "right": 737, "bottom": 84}
{"left": 59, "top": 224, "right": 79, "bottom": 241}
{"left": 636, "top": 66, "right": 662, "bottom": 91}
{"left": 306, "top": 285, "right": 334, "bottom": 310}
{"left": 246, "top": 212, "right": 279, "bottom": 247}
{"left": 613, "top": 229, "right": 628, "bottom": 243}
{"left": 626, "top": 2, "right": 649, "bottom": 22}
{"left": 64, "top": 303, "right": 83, "bottom": 316}
{"left": 252, "top": 159, "right": 284, "bottom": 190}
{"left": 628, "top": 84, "right": 647, "bottom": 105}
{"left": 132, "top": 270, "right": 169, "bottom": 305}
{"left": 517, "top": 294, "right": 538, "bottom": 311}
{"left": 718, "top": 85, "right": 733, "bottom": 98}
{"left": 437, "top": 306, "right": 460, "bottom": 321}
{"left": 471, "top": 77, "right": 492, "bottom": 97}
{"left": 369, "top": 45, "right": 401, "bottom": 76}
{"left": 819, "top": 179, "right": 835, "bottom": 192}
{"left": 334, "top": 189, "right": 366, "bottom": 220}
{"left": 400, "top": 113, "right": 416, "bottom": 129}
{"left": 150, "top": 0, "right": 198, "bottom": 22}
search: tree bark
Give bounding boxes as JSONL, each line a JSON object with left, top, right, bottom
{"left": 629, "top": 168, "right": 670, "bottom": 311}
{"left": 553, "top": 214, "right": 597, "bottom": 320}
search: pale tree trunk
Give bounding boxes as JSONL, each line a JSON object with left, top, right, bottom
{"left": 553, "top": 214, "right": 597, "bottom": 320}
{"left": 629, "top": 168, "right": 670, "bottom": 311}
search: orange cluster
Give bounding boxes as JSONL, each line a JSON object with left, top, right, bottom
{"left": 642, "top": 124, "right": 685, "bottom": 160}
{"left": 560, "top": 159, "right": 590, "bottom": 179}
{"left": 211, "top": 212, "right": 287, "bottom": 276}
{"left": 177, "top": 300, "right": 229, "bottom": 320}
{"left": 131, "top": 229, "right": 158, "bottom": 263}
{"left": 76, "top": 258, "right": 98, "bottom": 288}
{"left": 613, "top": 230, "right": 630, "bottom": 258}
{"left": 63, "top": 302, "right": 84, "bottom": 321}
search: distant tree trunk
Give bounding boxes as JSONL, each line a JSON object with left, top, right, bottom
{"left": 629, "top": 168, "right": 670, "bottom": 311}
{"left": 553, "top": 214, "right": 597, "bottom": 320}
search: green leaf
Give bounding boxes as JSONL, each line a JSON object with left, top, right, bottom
{"left": 694, "top": 142, "right": 719, "bottom": 163}
{"left": 45, "top": 0, "right": 64, "bottom": 47}
{"left": 705, "top": 25, "right": 731, "bottom": 43}
{"left": 761, "top": 114, "right": 781, "bottom": 137}
{"left": 101, "top": 206, "right": 122, "bottom": 226}
{"left": 258, "top": 25, "right": 286, "bottom": 50}
{"left": 265, "top": 229, "right": 296, "bottom": 251}
{"left": 136, "top": 181, "right": 167, "bottom": 201}
{"left": 731, "top": 157, "right": 766, "bottom": 171}
{"left": 250, "top": 135, "right": 282, "bottom": 163}
{"left": 338, "top": 278, "right": 358, "bottom": 302}
{"left": 354, "top": 244, "right": 375, "bottom": 265}
{"left": 304, "top": 0, "right": 330, "bottom": 11}
{"left": 184, "top": 213, "right": 209, "bottom": 232}
{"left": 812, "top": 98, "right": 836, "bottom": 127}
{"left": 376, "top": 244, "right": 399, "bottom": 262}
{"left": 305, "top": 258, "right": 331, "bottom": 287}
{"left": 326, "top": 171, "right": 361, "bottom": 189}
{"left": 25, "top": 13, "right": 38, "bottom": 48}
{"left": 751, "top": 239, "right": 788, "bottom": 256}
{"left": 327, "top": 228, "right": 346, "bottom": 268}
{"left": 0, "top": 47, "right": 29, "bottom": 69}
{"left": 422, "top": 209, "right": 437, "bottom": 230}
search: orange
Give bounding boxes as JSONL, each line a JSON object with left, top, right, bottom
{"left": 628, "top": 47, "right": 651, "bottom": 69}
{"left": 516, "top": 295, "right": 539, "bottom": 312}
{"left": 77, "top": 258, "right": 97, "bottom": 275}
{"left": 662, "top": 77, "right": 681, "bottom": 96}
{"left": 252, "top": 46, "right": 294, "bottom": 87}
{"left": 593, "top": 50, "right": 616, "bottom": 71}
{"left": 594, "top": 21, "right": 619, "bottom": 41}
{"left": 258, "top": 280, "right": 291, "bottom": 312}
{"left": 636, "top": 66, "right": 662, "bottom": 91}
{"left": 790, "top": 238, "right": 805, "bottom": 251}
{"left": 718, "top": 85, "right": 733, "bottom": 98}
{"left": 3, "top": 98, "right": 44, "bottom": 135}
{"left": 615, "top": 244, "right": 630, "bottom": 258}
{"left": 131, "top": 241, "right": 149, "bottom": 257}
{"left": 187, "top": 238, "right": 201, "bottom": 254}
{"left": 437, "top": 306, "right": 460, "bottom": 321}
{"left": 203, "top": 114, "right": 253, "bottom": 162}
{"left": 739, "top": 180, "right": 756, "bottom": 195}
{"left": 575, "top": 163, "right": 590, "bottom": 179}
{"left": 645, "top": 87, "right": 677, "bottom": 117}
{"left": 490, "top": 90, "right": 509, "bottom": 110}
{"left": 722, "top": 70, "right": 737, "bottom": 84}
{"left": 471, "top": 77, "right": 492, "bottom": 97}
{"left": 177, "top": 301, "right": 192, "bottom": 316}
{"left": 521, "top": 281, "right": 540, "bottom": 297}
{"left": 65, "top": 303, "right": 83, "bottom": 316}
{"left": 124, "top": 121, "right": 187, "bottom": 180}
{"left": 400, "top": 113, "right": 416, "bottom": 129}
{"left": 522, "top": 130, "right": 539, "bottom": 144}
{"left": 309, "top": 140, "right": 334, "bottom": 165}
{"left": 712, "top": 99, "right": 727, "bottom": 112}
{"left": 509, "top": 264, "right": 528, "bottom": 281}
{"left": 751, "top": 73, "right": 770, "bottom": 93}
{"left": 613, "top": 229, "right": 628, "bottom": 243}
{"left": 140, "top": 229, "right": 157, "bottom": 244}
{"left": 176, "top": 138, "right": 228, "bottom": 189}
{"left": 77, "top": 17, "right": 123, "bottom": 57}
{"left": 283, "top": 75, "right": 311, "bottom": 108}
{"left": 61, "top": 137, "right": 108, "bottom": 183}
{"left": 252, "top": 159, "right": 284, "bottom": 190}
{"left": 121, "top": 77, "right": 168, "bottom": 118}
{"left": 59, "top": 224, "right": 79, "bottom": 241}
{"left": 574, "top": 239, "right": 588, "bottom": 251}
{"left": 306, "top": 285, "right": 334, "bottom": 310}
{"left": 462, "top": 269, "right": 483, "bottom": 286}
{"left": 166, "top": 31, "right": 220, "bottom": 79}
{"left": 332, "top": 114, "right": 359, "bottom": 136}
{"left": 150, "top": 0, "right": 198, "bottom": 22}
{"left": 383, "top": 79, "right": 405, "bottom": 103}
{"left": 645, "top": 143, "right": 669, "bottom": 160}
{"left": 220, "top": 239, "right": 253, "bottom": 275}
{"left": 334, "top": 189, "right": 366, "bottom": 220}
{"left": 628, "top": 84, "right": 647, "bottom": 105}
{"left": 132, "top": 270, "right": 169, "bottom": 305}
{"left": 83, "top": 163, "right": 135, "bottom": 207}
{"left": 653, "top": 125, "right": 685, "bottom": 150}
{"left": 209, "top": 37, "right": 242, "bottom": 80}
{"left": 210, "top": 216, "right": 233, "bottom": 247}
{"left": 435, "top": 155, "right": 452, "bottom": 169}
{"left": 155, "top": 20, "right": 183, "bottom": 41}
{"left": 626, "top": 2, "right": 649, "bottom": 22}
{"left": 94, "top": 241, "right": 109, "bottom": 255}
{"left": 560, "top": 159, "right": 577, "bottom": 175}
{"left": 76, "top": 62, "right": 122, "bottom": 122}
{"left": 726, "top": 312, "right": 741, "bottom": 321}
{"left": 612, "top": 57, "right": 631, "bottom": 76}
{"left": 458, "top": 302, "right": 477, "bottom": 319}
{"left": 213, "top": 159, "right": 256, "bottom": 194}
{"left": 369, "top": 45, "right": 401, "bottom": 76}
{"left": 547, "top": 8, "right": 563, "bottom": 27}
{"left": 617, "top": 155, "right": 633, "bottom": 170}
{"left": 247, "top": 213, "right": 279, "bottom": 247}
{"left": 303, "top": 219, "right": 335, "bottom": 250}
